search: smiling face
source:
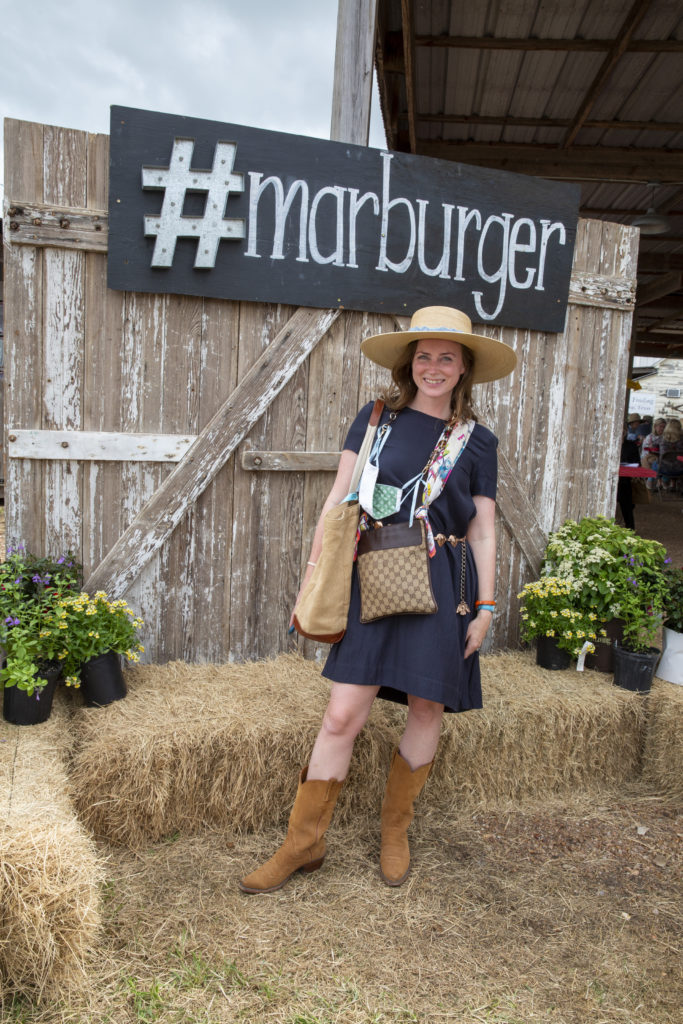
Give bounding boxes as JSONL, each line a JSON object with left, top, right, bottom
{"left": 411, "top": 338, "right": 466, "bottom": 410}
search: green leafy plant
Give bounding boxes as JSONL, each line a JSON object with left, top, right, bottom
{"left": 55, "top": 591, "right": 144, "bottom": 684}
{"left": 540, "top": 516, "right": 668, "bottom": 654}
{"left": 0, "top": 544, "right": 82, "bottom": 693}
{"left": 612, "top": 555, "right": 668, "bottom": 653}
{"left": 518, "top": 576, "right": 599, "bottom": 657}
{"left": 661, "top": 562, "right": 683, "bottom": 634}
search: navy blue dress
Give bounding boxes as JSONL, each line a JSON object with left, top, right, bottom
{"left": 322, "top": 403, "right": 498, "bottom": 714}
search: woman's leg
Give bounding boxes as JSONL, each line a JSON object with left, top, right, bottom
{"left": 307, "top": 682, "right": 380, "bottom": 781}
{"left": 239, "top": 681, "right": 378, "bottom": 894}
{"left": 399, "top": 695, "right": 445, "bottom": 767}
{"left": 380, "top": 695, "right": 444, "bottom": 886}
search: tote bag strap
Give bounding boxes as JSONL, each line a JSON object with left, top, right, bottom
{"left": 348, "top": 399, "right": 385, "bottom": 496}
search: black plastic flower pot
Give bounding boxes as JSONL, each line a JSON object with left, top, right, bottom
{"left": 80, "top": 651, "right": 127, "bottom": 707}
{"left": 613, "top": 645, "right": 659, "bottom": 693}
{"left": 536, "top": 635, "right": 571, "bottom": 670}
{"left": 584, "top": 618, "right": 624, "bottom": 673}
{"left": 2, "top": 663, "right": 62, "bottom": 726}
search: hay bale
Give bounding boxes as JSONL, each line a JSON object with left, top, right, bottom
{"left": 68, "top": 652, "right": 649, "bottom": 848}
{"left": 642, "top": 678, "right": 683, "bottom": 802}
{"left": 0, "top": 696, "right": 104, "bottom": 998}
{"left": 435, "top": 651, "right": 648, "bottom": 809}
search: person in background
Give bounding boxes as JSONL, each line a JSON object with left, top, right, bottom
{"left": 626, "top": 414, "right": 642, "bottom": 441}
{"left": 617, "top": 425, "right": 640, "bottom": 530}
{"left": 636, "top": 416, "right": 652, "bottom": 447}
{"left": 657, "top": 419, "right": 683, "bottom": 489}
{"left": 641, "top": 417, "right": 667, "bottom": 489}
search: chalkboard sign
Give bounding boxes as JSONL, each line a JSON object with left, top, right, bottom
{"left": 108, "top": 106, "right": 580, "bottom": 333}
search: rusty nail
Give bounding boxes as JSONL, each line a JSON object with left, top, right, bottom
{"left": 61, "top": 441, "right": 69, "bottom": 448}
{"left": 254, "top": 456, "right": 263, "bottom": 466}
{"left": 10, "top": 222, "right": 19, "bottom": 231}
{"left": 60, "top": 218, "right": 70, "bottom": 229}
{"left": 32, "top": 217, "right": 41, "bottom": 226}
{"left": 8, "top": 435, "right": 17, "bottom": 442}
{"left": 7, "top": 206, "right": 17, "bottom": 216}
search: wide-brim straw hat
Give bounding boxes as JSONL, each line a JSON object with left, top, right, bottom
{"left": 361, "top": 306, "right": 517, "bottom": 384}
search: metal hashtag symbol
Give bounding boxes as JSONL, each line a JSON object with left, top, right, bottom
{"left": 142, "top": 138, "right": 245, "bottom": 268}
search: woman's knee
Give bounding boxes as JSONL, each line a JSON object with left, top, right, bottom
{"left": 320, "top": 696, "right": 371, "bottom": 740}
{"left": 406, "top": 696, "right": 444, "bottom": 725}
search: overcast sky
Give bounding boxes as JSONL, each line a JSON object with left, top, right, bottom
{"left": 1, "top": 0, "right": 386, "bottom": 206}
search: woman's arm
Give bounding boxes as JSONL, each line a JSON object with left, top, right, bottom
{"left": 464, "top": 494, "right": 496, "bottom": 658}
{"left": 290, "top": 448, "right": 358, "bottom": 624}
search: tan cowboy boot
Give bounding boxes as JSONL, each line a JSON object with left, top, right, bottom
{"left": 239, "top": 767, "right": 343, "bottom": 894}
{"left": 380, "top": 749, "right": 433, "bottom": 886}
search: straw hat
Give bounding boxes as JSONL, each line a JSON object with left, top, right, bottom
{"left": 627, "top": 414, "right": 642, "bottom": 424}
{"left": 360, "top": 306, "right": 517, "bottom": 384}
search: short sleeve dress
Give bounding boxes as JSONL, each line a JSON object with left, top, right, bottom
{"left": 322, "top": 401, "right": 498, "bottom": 714}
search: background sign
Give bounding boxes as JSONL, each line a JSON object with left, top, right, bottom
{"left": 108, "top": 106, "right": 580, "bottom": 332}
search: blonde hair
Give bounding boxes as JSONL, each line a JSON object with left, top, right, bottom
{"left": 381, "top": 341, "right": 477, "bottom": 425}
{"left": 662, "top": 419, "right": 682, "bottom": 444}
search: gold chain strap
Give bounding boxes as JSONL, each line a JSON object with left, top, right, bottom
{"left": 434, "top": 534, "right": 470, "bottom": 616}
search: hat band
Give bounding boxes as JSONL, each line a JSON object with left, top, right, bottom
{"left": 411, "top": 325, "right": 465, "bottom": 333}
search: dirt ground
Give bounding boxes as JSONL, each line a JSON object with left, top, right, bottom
{"left": 4, "top": 791, "right": 679, "bottom": 1024}
{"left": 631, "top": 496, "right": 683, "bottom": 566}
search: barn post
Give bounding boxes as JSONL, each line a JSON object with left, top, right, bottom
{"left": 330, "top": 0, "right": 378, "bottom": 145}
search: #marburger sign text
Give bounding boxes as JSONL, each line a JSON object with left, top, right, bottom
{"left": 108, "top": 106, "right": 580, "bottom": 332}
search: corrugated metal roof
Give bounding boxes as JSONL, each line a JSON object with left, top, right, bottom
{"left": 375, "top": 0, "right": 683, "bottom": 357}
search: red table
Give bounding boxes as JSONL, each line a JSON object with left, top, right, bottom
{"left": 619, "top": 464, "right": 657, "bottom": 478}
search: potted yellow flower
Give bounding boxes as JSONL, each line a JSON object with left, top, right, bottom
{"left": 53, "top": 591, "right": 144, "bottom": 706}
{"left": 518, "top": 576, "right": 599, "bottom": 670}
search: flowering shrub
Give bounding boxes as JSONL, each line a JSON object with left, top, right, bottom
{"left": 539, "top": 516, "right": 668, "bottom": 653}
{"left": 50, "top": 592, "right": 145, "bottom": 685}
{"left": 0, "top": 545, "right": 82, "bottom": 693}
{"left": 518, "top": 576, "right": 600, "bottom": 657}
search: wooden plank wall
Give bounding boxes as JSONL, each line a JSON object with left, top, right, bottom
{"left": 3, "top": 119, "right": 638, "bottom": 663}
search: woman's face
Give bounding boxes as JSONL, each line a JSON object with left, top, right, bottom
{"left": 411, "top": 338, "right": 466, "bottom": 403}
{"left": 655, "top": 420, "right": 665, "bottom": 435}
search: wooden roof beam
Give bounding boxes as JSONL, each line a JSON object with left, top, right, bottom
{"left": 640, "top": 312, "right": 683, "bottom": 331}
{"left": 401, "top": 0, "right": 417, "bottom": 153}
{"left": 412, "top": 34, "right": 683, "bottom": 54}
{"left": 419, "top": 113, "right": 683, "bottom": 133}
{"left": 562, "top": 0, "right": 653, "bottom": 149}
{"left": 417, "top": 140, "right": 683, "bottom": 182}
{"left": 634, "top": 340, "right": 683, "bottom": 357}
{"left": 639, "top": 254, "right": 683, "bottom": 271}
{"left": 637, "top": 272, "right": 683, "bottom": 305}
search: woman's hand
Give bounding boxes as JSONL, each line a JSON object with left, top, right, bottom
{"left": 464, "top": 609, "right": 492, "bottom": 658}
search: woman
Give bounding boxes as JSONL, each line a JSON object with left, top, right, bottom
{"left": 657, "top": 418, "right": 683, "bottom": 487}
{"left": 239, "top": 306, "right": 516, "bottom": 894}
{"left": 641, "top": 417, "right": 666, "bottom": 469}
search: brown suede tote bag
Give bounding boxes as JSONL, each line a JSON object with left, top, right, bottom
{"left": 293, "top": 399, "right": 384, "bottom": 643}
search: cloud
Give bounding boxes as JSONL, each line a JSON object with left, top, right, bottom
{"left": 1, "top": 0, "right": 385, "bottom": 204}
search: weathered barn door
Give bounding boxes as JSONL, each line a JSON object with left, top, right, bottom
{"left": 3, "top": 118, "right": 637, "bottom": 661}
